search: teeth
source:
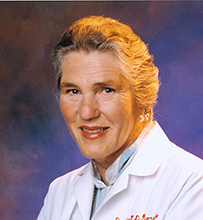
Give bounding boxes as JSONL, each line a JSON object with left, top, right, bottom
{"left": 82, "top": 128, "right": 105, "bottom": 133}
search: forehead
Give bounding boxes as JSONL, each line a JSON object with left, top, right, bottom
{"left": 61, "top": 51, "right": 126, "bottom": 84}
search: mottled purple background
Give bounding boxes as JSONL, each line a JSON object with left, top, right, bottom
{"left": 0, "top": 1, "right": 203, "bottom": 220}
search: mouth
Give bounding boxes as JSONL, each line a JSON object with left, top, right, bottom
{"left": 81, "top": 127, "right": 108, "bottom": 133}
{"left": 79, "top": 126, "right": 109, "bottom": 139}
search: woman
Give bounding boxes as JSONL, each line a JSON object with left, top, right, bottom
{"left": 37, "top": 16, "right": 203, "bottom": 220}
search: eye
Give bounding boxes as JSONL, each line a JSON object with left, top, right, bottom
{"left": 67, "top": 89, "right": 79, "bottom": 95}
{"left": 102, "top": 87, "right": 115, "bottom": 94}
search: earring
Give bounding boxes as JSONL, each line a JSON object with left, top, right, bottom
{"left": 140, "top": 109, "right": 149, "bottom": 122}
{"left": 140, "top": 114, "right": 145, "bottom": 122}
{"left": 145, "top": 113, "right": 149, "bottom": 121}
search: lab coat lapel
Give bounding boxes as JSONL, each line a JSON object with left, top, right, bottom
{"left": 73, "top": 164, "right": 94, "bottom": 220}
{"left": 105, "top": 170, "right": 130, "bottom": 203}
{"left": 91, "top": 171, "right": 131, "bottom": 220}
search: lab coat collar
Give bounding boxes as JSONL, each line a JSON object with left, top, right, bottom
{"left": 73, "top": 163, "right": 94, "bottom": 220}
{"left": 128, "top": 121, "right": 169, "bottom": 176}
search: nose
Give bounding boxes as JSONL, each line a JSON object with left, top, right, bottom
{"left": 78, "top": 94, "right": 100, "bottom": 120}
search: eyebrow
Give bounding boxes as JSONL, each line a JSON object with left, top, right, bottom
{"left": 60, "top": 82, "right": 78, "bottom": 88}
{"left": 92, "top": 80, "right": 120, "bottom": 88}
{"left": 60, "top": 79, "right": 120, "bottom": 89}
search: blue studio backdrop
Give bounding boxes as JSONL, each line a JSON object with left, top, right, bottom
{"left": 0, "top": 2, "right": 203, "bottom": 220}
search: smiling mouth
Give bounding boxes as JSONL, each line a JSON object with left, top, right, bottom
{"left": 81, "top": 127, "right": 109, "bottom": 133}
{"left": 80, "top": 126, "right": 109, "bottom": 139}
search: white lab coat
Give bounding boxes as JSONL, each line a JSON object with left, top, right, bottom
{"left": 37, "top": 122, "right": 203, "bottom": 220}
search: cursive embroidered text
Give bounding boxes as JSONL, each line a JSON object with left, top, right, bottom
{"left": 115, "top": 213, "right": 159, "bottom": 220}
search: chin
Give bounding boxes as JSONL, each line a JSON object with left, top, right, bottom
{"left": 80, "top": 148, "right": 105, "bottom": 160}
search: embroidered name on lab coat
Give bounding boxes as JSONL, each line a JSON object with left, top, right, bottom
{"left": 115, "top": 213, "right": 159, "bottom": 220}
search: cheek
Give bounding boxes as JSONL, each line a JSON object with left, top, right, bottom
{"left": 102, "top": 99, "right": 132, "bottom": 125}
{"left": 115, "top": 95, "right": 134, "bottom": 119}
{"left": 60, "top": 98, "right": 77, "bottom": 123}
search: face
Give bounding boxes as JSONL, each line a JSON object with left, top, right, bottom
{"left": 60, "top": 51, "right": 143, "bottom": 168}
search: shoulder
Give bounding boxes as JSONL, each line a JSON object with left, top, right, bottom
{"left": 141, "top": 121, "right": 203, "bottom": 178}
{"left": 129, "top": 122, "right": 203, "bottom": 177}
{"left": 37, "top": 163, "right": 91, "bottom": 219}
{"left": 151, "top": 123, "right": 203, "bottom": 183}
{"left": 49, "top": 162, "right": 91, "bottom": 194}
{"left": 166, "top": 142, "right": 203, "bottom": 175}
{"left": 150, "top": 122, "right": 203, "bottom": 167}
